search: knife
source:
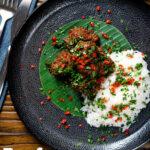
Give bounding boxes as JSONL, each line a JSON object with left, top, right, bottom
{"left": 11, "top": 0, "right": 32, "bottom": 42}
{"left": 0, "top": 0, "right": 33, "bottom": 109}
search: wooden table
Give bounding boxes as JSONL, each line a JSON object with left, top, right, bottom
{"left": 0, "top": 0, "right": 150, "bottom": 149}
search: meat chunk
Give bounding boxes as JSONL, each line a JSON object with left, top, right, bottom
{"left": 50, "top": 51, "right": 74, "bottom": 76}
{"left": 49, "top": 26, "right": 115, "bottom": 99}
{"left": 64, "top": 27, "right": 99, "bottom": 49}
{"left": 73, "top": 42, "right": 115, "bottom": 76}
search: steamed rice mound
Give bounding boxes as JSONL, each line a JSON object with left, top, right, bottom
{"left": 81, "top": 50, "right": 150, "bottom": 131}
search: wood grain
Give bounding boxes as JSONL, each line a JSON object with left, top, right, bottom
{"left": 0, "top": 0, "right": 150, "bottom": 149}
{"left": 0, "top": 144, "right": 52, "bottom": 150}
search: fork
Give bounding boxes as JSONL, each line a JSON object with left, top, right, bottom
{"left": 0, "top": 0, "right": 19, "bottom": 38}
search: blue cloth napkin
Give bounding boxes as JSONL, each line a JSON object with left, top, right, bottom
{"left": 0, "top": 0, "right": 38, "bottom": 109}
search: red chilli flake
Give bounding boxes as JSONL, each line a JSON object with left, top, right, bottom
{"left": 61, "top": 119, "right": 67, "bottom": 124}
{"left": 59, "top": 98, "right": 63, "bottom": 101}
{"left": 90, "top": 22, "right": 94, "bottom": 27}
{"left": 113, "top": 132, "right": 118, "bottom": 136}
{"left": 96, "top": 6, "right": 101, "bottom": 11}
{"left": 141, "top": 53, "right": 145, "bottom": 56}
{"left": 42, "top": 41, "right": 45, "bottom": 45}
{"left": 105, "top": 20, "right": 111, "bottom": 24}
{"left": 82, "top": 15, "right": 85, "bottom": 19}
{"left": 48, "top": 90, "right": 52, "bottom": 94}
{"left": 108, "top": 49, "right": 111, "bottom": 53}
{"left": 52, "top": 37, "right": 57, "bottom": 42}
{"left": 30, "top": 65, "right": 35, "bottom": 69}
{"left": 123, "top": 72, "right": 127, "bottom": 76}
{"left": 139, "top": 77, "right": 142, "bottom": 80}
{"left": 52, "top": 42, "right": 56, "bottom": 46}
{"left": 120, "top": 117, "right": 123, "bottom": 122}
{"left": 129, "top": 55, "right": 134, "bottom": 59}
{"left": 64, "top": 111, "right": 71, "bottom": 115}
{"left": 120, "top": 64, "right": 124, "bottom": 70}
{"left": 113, "top": 42, "right": 116, "bottom": 46}
{"left": 76, "top": 47, "right": 80, "bottom": 51}
{"left": 90, "top": 64, "right": 96, "bottom": 70}
{"left": 128, "top": 66, "right": 131, "bottom": 70}
{"left": 57, "top": 125, "right": 61, "bottom": 128}
{"left": 61, "top": 64, "right": 65, "bottom": 68}
{"left": 109, "top": 114, "right": 113, "bottom": 118}
{"left": 65, "top": 125, "right": 69, "bottom": 129}
{"left": 78, "top": 124, "right": 83, "bottom": 127}
{"left": 93, "top": 52, "right": 97, "bottom": 57}
{"left": 38, "top": 48, "right": 42, "bottom": 53}
{"left": 103, "top": 34, "right": 109, "bottom": 39}
{"left": 46, "top": 62, "right": 50, "bottom": 66}
{"left": 40, "top": 117, "right": 43, "bottom": 121}
{"left": 84, "top": 54, "right": 88, "bottom": 58}
{"left": 123, "top": 106, "right": 128, "bottom": 110}
{"left": 125, "top": 129, "right": 130, "bottom": 135}
{"left": 101, "top": 32, "right": 104, "bottom": 36}
{"left": 107, "top": 10, "right": 111, "bottom": 14}
{"left": 115, "top": 119, "right": 118, "bottom": 123}
{"left": 110, "top": 88, "right": 116, "bottom": 94}
{"left": 102, "top": 136, "right": 106, "bottom": 141}
{"left": 69, "top": 96, "right": 72, "bottom": 99}
{"left": 47, "top": 96, "right": 51, "bottom": 100}
{"left": 79, "top": 65, "right": 84, "bottom": 69}
{"left": 41, "top": 101, "right": 44, "bottom": 105}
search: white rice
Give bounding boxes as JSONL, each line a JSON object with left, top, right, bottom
{"left": 81, "top": 49, "right": 150, "bottom": 131}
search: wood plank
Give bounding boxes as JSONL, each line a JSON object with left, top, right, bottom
{"left": 145, "top": 1, "right": 150, "bottom": 5}
{"left": 0, "top": 132, "right": 30, "bottom": 136}
{"left": 0, "top": 135, "right": 39, "bottom": 145}
{"left": 0, "top": 144, "right": 52, "bottom": 150}
{"left": 3, "top": 101, "right": 13, "bottom": 106}
{"left": 0, "top": 112, "right": 19, "bottom": 120}
{"left": 0, "top": 120, "right": 28, "bottom": 133}
{"left": 5, "top": 95, "right": 11, "bottom": 101}
{"left": 1, "top": 106, "right": 15, "bottom": 111}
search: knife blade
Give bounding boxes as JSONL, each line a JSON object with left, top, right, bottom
{"left": 0, "top": 0, "right": 33, "bottom": 103}
{"left": 11, "top": 0, "right": 32, "bottom": 42}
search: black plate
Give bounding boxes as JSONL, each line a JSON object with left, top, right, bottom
{"left": 8, "top": 0, "right": 150, "bottom": 149}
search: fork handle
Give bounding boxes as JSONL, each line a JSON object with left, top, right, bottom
{"left": 0, "top": 17, "right": 7, "bottom": 39}
{"left": 0, "top": 46, "right": 10, "bottom": 98}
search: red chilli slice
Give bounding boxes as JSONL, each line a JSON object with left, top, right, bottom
{"left": 96, "top": 6, "right": 101, "bottom": 11}
{"left": 61, "top": 119, "right": 67, "bottom": 124}
{"left": 125, "top": 129, "right": 130, "bottom": 135}
{"left": 64, "top": 111, "right": 71, "bottom": 115}
{"left": 30, "top": 65, "right": 35, "bottom": 69}
{"left": 90, "top": 22, "right": 94, "bottom": 27}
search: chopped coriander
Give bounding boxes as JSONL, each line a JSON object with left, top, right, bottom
{"left": 89, "top": 16, "right": 94, "bottom": 20}
{"left": 135, "top": 63, "right": 143, "bottom": 70}
{"left": 98, "top": 15, "right": 102, "bottom": 18}
{"left": 97, "top": 138, "right": 102, "bottom": 143}
{"left": 73, "top": 11, "right": 77, "bottom": 15}
{"left": 77, "top": 142, "right": 83, "bottom": 146}
{"left": 120, "top": 19, "right": 124, "bottom": 23}
{"left": 88, "top": 134, "right": 92, "bottom": 139}
{"left": 125, "top": 27, "right": 130, "bottom": 32}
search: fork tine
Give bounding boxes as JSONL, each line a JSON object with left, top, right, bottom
{"left": 12, "top": 0, "right": 18, "bottom": 10}
{"left": 5, "top": 0, "right": 9, "bottom": 6}
{"left": 0, "top": 0, "right": 5, "bottom": 5}
{"left": 9, "top": 0, "right": 13, "bottom": 7}
{"left": 0, "top": 0, "right": 3, "bottom": 4}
